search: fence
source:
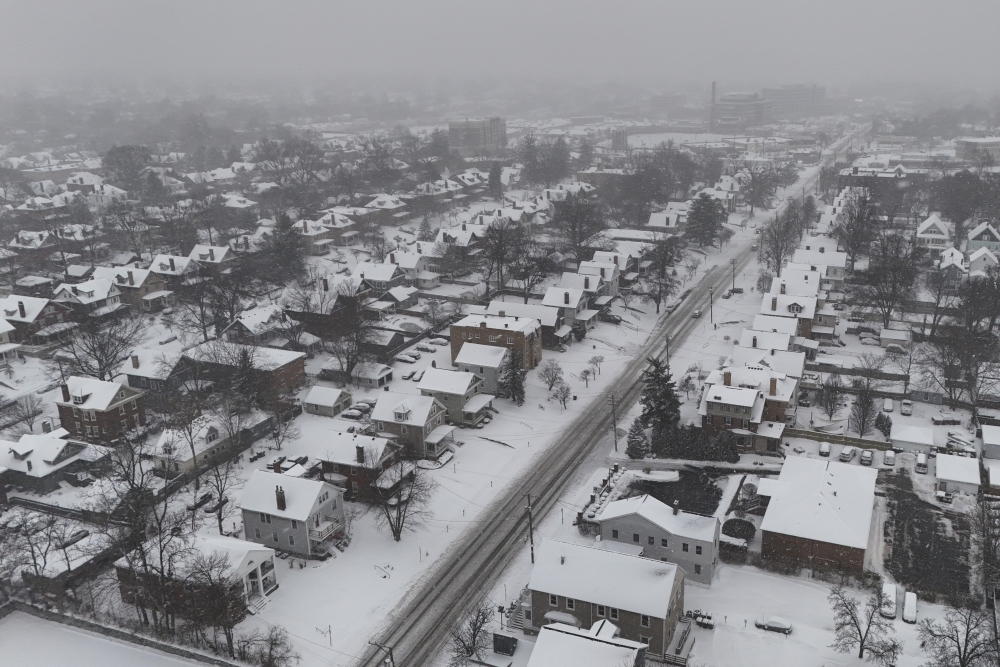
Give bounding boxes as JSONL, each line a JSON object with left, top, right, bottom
{"left": 783, "top": 427, "right": 890, "bottom": 450}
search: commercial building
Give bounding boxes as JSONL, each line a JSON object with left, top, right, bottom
{"left": 955, "top": 137, "right": 1000, "bottom": 162}
{"left": 448, "top": 117, "right": 507, "bottom": 151}
{"left": 711, "top": 93, "right": 770, "bottom": 130}
{"left": 760, "top": 84, "right": 825, "bottom": 117}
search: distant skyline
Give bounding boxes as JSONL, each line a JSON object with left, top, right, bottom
{"left": 1, "top": 0, "right": 997, "bottom": 93}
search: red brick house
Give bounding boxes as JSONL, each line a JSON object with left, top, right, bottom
{"left": 0, "top": 295, "right": 74, "bottom": 344}
{"left": 450, "top": 314, "right": 542, "bottom": 370}
{"left": 183, "top": 341, "right": 306, "bottom": 396}
{"left": 316, "top": 432, "right": 400, "bottom": 498}
{"left": 56, "top": 376, "right": 146, "bottom": 444}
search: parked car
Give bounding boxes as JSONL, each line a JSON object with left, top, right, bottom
{"left": 755, "top": 617, "right": 792, "bottom": 635}
{"left": 395, "top": 354, "right": 417, "bottom": 364}
{"left": 721, "top": 291, "right": 732, "bottom": 299}
{"left": 57, "top": 529, "right": 90, "bottom": 550}
{"left": 187, "top": 492, "right": 213, "bottom": 512}
{"left": 832, "top": 303, "right": 845, "bottom": 311}
{"left": 692, "top": 310, "right": 702, "bottom": 319}
{"left": 340, "top": 409, "right": 364, "bottom": 421}
{"left": 416, "top": 344, "right": 435, "bottom": 353}
{"left": 407, "top": 351, "right": 422, "bottom": 360}
{"left": 860, "top": 449, "right": 875, "bottom": 466}
{"left": 730, "top": 287, "right": 744, "bottom": 294}
{"left": 883, "top": 398, "right": 893, "bottom": 412}
{"left": 601, "top": 313, "right": 623, "bottom": 324}
{"left": 819, "top": 442, "right": 831, "bottom": 457}
{"left": 932, "top": 412, "right": 961, "bottom": 425}
{"left": 900, "top": 400, "right": 913, "bottom": 416}
{"left": 354, "top": 397, "right": 378, "bottom": 408}
{"left": 880, "top": 583, "right": 897, "bottom": 619}
{"left": 915, "top": 453, "right": 928, "bottom": 474}
{"left": 936, "top": 490, "right": 954, "bottom": 504}
{"left": 412, "top": 369, "right": 425, "bottom": 382}
{"left": 798, "top": 397, "right": 811, "bottom": 407}
{"left": 861, "top": 338, "right": 880, "bottom": 346}
{"left": 350, "top": 402, "right": 372, "bottom": 414}
{"left": 428, "top": 338, "right": 448, "bottom": 346}
{"left": 750, "top": 243, "right": 758, "bottom": 251}
{"left": 902, "top": 592, "right": 917, "bottom": 623}
{"left": 883, "top": 450, "right": 896, "bottom": 467}
{"left": 839, "top": 446, "right": 857, "bottom": 462}
{"left": 401, "top": 370, "right": 415, "bottom": 380}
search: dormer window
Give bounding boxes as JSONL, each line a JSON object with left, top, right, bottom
{"left": 72, "top": 394, "right": 87, "bottom": 405}
{"left": 788, "top": 303, "right": 802, "bottom": 314}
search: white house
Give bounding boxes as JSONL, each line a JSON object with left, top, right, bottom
{"left": 915, "top": 213, "right": 951, "bottom": 258}
{"left": 935, "top": 454, "right": 980, "bottom": 495}
{"left": 303, "top": 385, "right": 353, "bottom": 418}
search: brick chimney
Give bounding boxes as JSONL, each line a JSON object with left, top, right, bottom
{"left": 390, "top": 253, "right": 395, "bottom": 264}
{"left": 61, "top": 383, "right": 70, "bottom": 402}
{"left": 769, "top": 377, "right": 777, "bottom": 396}
{"left": 131, "top": 354, "right": 139, "bottom": 368}
{"left": 275, "top": 486, "right": 286, "bottom": 511}
{"left": 356, "top": 444, "right": 365, "bottom": 464}
{"left": 584, "top": 276, "right": 590, "bottom": 290}
{"left": 272, "top": 459, "right": 282, "bottom": 473}
{"left": 480, "top": 321, "right": 486, "bottom": 328}
{"left": 169, "top": 257, "right": 175, "bottom": 271}
{"left": 17, "top": 301, "right": 25, "bottom": 318}
{"left": 499, "top": 310, "right": 505, "bottom": 317}
{"left": 462, "top": 222, "right": 466, "bottom": 231}
{"left": 127, "top": 270, "right": 134, "bottom": 286}
{"left": 672, "top": 500, "right": 680, "bottom": 516}
{"left": 752, "top": 335, "right": 757, "bottom": 348}
{"left": 723, "top": 371, "right": 731, "bottom": 386}
{"left": 779, "top": 282, "right": 785, "bottom": 294}
{"left": 771, "top": 297, "right": 777, "bottom": 311}
{"left": 322, "top": 278, "right": 329, "bottom": 291}
{"left": 564, "top": 291, "right": 570, "bottom": 304}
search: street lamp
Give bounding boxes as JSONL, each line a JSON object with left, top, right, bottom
{"left": 708, "top": 287, "right": 714, "bottom": 324}
{"left": 730, "top": 258, "right": 737, "bottom": 292}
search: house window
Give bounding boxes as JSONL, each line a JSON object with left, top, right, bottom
{"left": 695, "top": 564, "right": 702, "bottom": 574}
{"left": 475, "top": 333, "right": 480, "bottom": 339}
{"left": 632, "top": 533, "right": 640, "bottom": 543}
{"left": 254, "top": 528, "right": 261, "bottom": 539}
{"left": 272, "top": 532, "right": 278, "bottom": 542}
{"left": 610, "top": 608, "right": 619, "bottom": 620}
{"left": 402, "top": 426, "right": 408, "bottom": 435}
{"left": 507, "top": 337, "right": 513, "bottom": 344}
{"left": 682, "top": 543, "right": 689, "bottom": 552}
{"left": 724, "top": 417, "right": 732, "bottom": 426}
{"left": 378, "top": 422, "right": 384, "bottom": 430}
{"left": 566, "top": 598, "right": 575, "bottom": 610}
{"left": 641, "top": 615, "right": 650, "bottom": 628}
{"left": 549, "top": 594, "right": 557, "bottom": 606}
{"left": 119, "top": 405, "right": 125, "bottom": 415}
{"left": 648, "top": 536, "right": 654, "bottom": 546}
{"left": 696, "top": 545, "right": 702, "bottom": 555}
{"left": 612, "top": 529, "right": 619, "bottom": 539}
{"left": 489, "top": 335, "right": 498, "bottom": 343}
{"left": 291, "top": 520, "right": 297, "bottom": 529}
{"left": 289, "top": 535, "right": 295, "bottom": 546}
{"left": 260, "top": 513, "right": 271, "bottom": 524}
{"left": 462, "top": 333, "right": 467, "bottom": 340}
{"left": 661, "top": 538, "right": 668, "bottom": 547}
{"left": 597, "top": 605, "right": 606, "bottom": 617}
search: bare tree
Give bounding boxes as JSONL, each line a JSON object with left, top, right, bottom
{"left": 580, "top": 369, "right": 593, "bottom": 387}
{"left": 235, "top": 625, "right": 300, "bottom": 667}
{"left": 202, "top": 454, "right": 243, "bottom": 536}
{"left": 161, "top": 393, "right": 210, "bottom": 483}
{"left": 538, "top": 360, "right": 564, "bottom": 391}
{"left": 103, "top": 200, "right": 151, "bottom": 257}
{"left": 829, "top": 584, "right": 902, "bottom": 666}
{"left": 449, "top": 600, "right": 495, "bottom": 667}
{"left": 923, "top": 271, "right": 957, "bottom": 340}
{"left": 367, "top": 462, "right": 434, "bottom": 542}
{"left": 265, "top": 404, "right": 300, "bottom": 452}
{"left": 51, "top": 316, "right": 148, "bottom": 381}
{"left": 850, "top": 388, "right": 878, "bottom": 438}
{"left": 187, "top": 551, "right": 247, "bottom": 658}
{"left": 918, "top": 605, "right": 995, "bottom": 667}
{"left": 819, "top": 374, "right": 844, "bottom": 420}
{"left": 834, "top": 189, "right": 877, "bottom": 272}
{"left": 12, "top": 393, "right": 44, "bottom": 431}
{"left": 857, "top": 234, "right": 917, "bottom": 328}
{"left": 174, "top": 281, "right": 216, "bottom": 344}
{"left": 508, "top": 237, "right": 556, "bottom": 303}
{"left": 760, "top": 211, "right": 798, "bottom": 273}
{"left": 589, "top": 355, "right": 604, "bottom": 375}
{"left": 553, "top": 381, "right": 572, "bottom": 410}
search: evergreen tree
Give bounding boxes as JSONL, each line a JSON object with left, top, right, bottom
{"left": 625, "top": 417, "right": 649, "bottom": 460}
{"left": 488, "top": 162, "right": 503, "bottom": 201}
{"left": 875, "top": 412, "right": 893, "bottom": 438}
{"left": 519, "top": 134, "right": 540, "bottom": 184}
{"left": 686, "top": 192, "right": 727, "bottom": 247}
{"left": 638, "top": 357, "right": 681, "bottom": 438}
{"left": 497, "top": 349, "right": 526, "bottom": 406}
{"left": 264, "top": 213, "right": 305, "bottom": 282}
{"left": 417, "top": 216, "right": 436, "bottom": 242}
{"left": 577, "top": 139, "right": 595, "bottom": 170}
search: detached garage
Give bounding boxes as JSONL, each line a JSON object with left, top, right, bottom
{"left": 890, "top": 424, "right": 935, "bottom": 453}
{"left": 935, "top": 454, "right": 980, "bottom": 496}
{"left": 982, "top": 425, "right": 1000, "bottom": 460}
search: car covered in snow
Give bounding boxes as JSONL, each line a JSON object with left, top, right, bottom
{"left": 395, "top": 354, "right": 417, "bottom": 364}
{"left": 415, "top": 344, "right": 436, "bottom": 353}
{"left": 692, "top": 310, "right": 702, "bottom": 319}
{"left": 755, "top": 617, "right": 792, "bottom": 634}
{"left": 339, "top": 409, "right": 364, "bottom": 421}
{"left": 427, "top": 338, "right": 448, "bottom": 346}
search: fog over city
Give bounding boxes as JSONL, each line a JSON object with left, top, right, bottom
{"left": 2, "top": 4, "right": 1000, "bottom": 667}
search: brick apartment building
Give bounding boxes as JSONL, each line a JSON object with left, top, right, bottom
{"left": 450, "top": 314, "right": 542, "bottom": 370}
{"left": 56, "top": 376, "right": 146, "bottom": 444}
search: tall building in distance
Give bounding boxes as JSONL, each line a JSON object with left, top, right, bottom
{"left": 610, "top": 128, "right": 629, "bottom": 150}
{"left": 711, "top": 92, "right": 771, "bottom": 131}
{"left": 448, "top": 117, "right": 507, "bottom": 152}
{"left": 761, "top": 84, "right": 826, "bottom": 117}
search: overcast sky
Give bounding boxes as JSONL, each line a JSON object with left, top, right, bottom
{"left": 1, "top": 0, "right": 995, "bottom": 91}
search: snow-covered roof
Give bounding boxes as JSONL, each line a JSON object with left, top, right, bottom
{"left": 598, "top": 495, "right": 718, "bottom": 542}
{"left": 791, "top": 248, "right": 848, "bottom": 269}
{"left": 191, "top": 534, "right": 274, "bottom": 579}
{"left": 59, "top": 376, "right": 131, "bottom": 411}
{"left": 751, "top": 314, "right": 800, "bottom": 335}
{"left": 736, "top": 329, "right": 791, "bottom": 351}
{"left": 240, "top": 470, "right": 338, "bottom": 522}
{"left": 759, "top": 457, "right": 876, "bottom": 550}
{"left": 455, "top": 342, "right": 509, "bottom": 368}
{"left": 760, "top": 294, "right": 817, "bottom": 319}
{"left": 703, "top": 384, "right": 761, "bottom": 408}
{"left": 916, "top": 213, "right": 950, "bottom": 238}
{"left": 528, "top": 540, "right": 680, "bottom": 618}
{"left": 371, "top": 392, "right": 442, "bottom": 426}
{"left": 486, "top": 301, "right": 560, "bottom": 327}
{"left": 225, "top": 304, "right": 283, "bottom": 336}
{"left": 150, "top": 254, "right": 198, "bottom": 276}
{"left": 453, "top": 313, "right": 541, "bottom": 335}
{"left": 970, "top": 246, "right": 999, "bottom": 267}
{"left": 318, "top": 432, "right": 394, "bottom": 468}
{"left": 969, "top": 221, "right": 1000, "bottom": 242}
{"left": 0, "top": 295, "right": 50, "bottom": 323}
{"left": 0, "top": 434, "right": 96, "bottom": 478}
{"left": 54, "top": 278, "right": 119, "bottom": 305}
{"left": 386, "top": 286, "right": 418, "bottom": 303}
{"left": 384, "top": 251, "right": 426, "bottom": 271}
{"left": 528, "top": 623, "right": 645, "bottom": 667}
{"left": 189, "top": 244, "right": 231, "bottom": 264}
{"left": 890, "top": 424, "right": 934, "bottom": 446}
{"left": 935, "top": 454, "right": 980, "bottom": 486}
{"left": 353, "top": 262, "right": 400, "bottom": 283}
{"left": 418, "top": 368, "right": 478, "bottom": 395}
{"left": 982, "top": 425, "right": 1000, "bottom": 447}
{"left": 728, "top": 347, "right": 805, "bottom": 380}
{"left": 304, "top": 385, "right": 348, "bottom": 408}
{"left": 542, "top": 287, "right": 585, "bottom": 309}
{"left": 185, "top": 340, "right": 305, "bottom": 370}
{"left": 92, "top": 265, "right": 157, "bottom": 289}
{"left": 119, "top": 348, "right": 182, "bottom": 379}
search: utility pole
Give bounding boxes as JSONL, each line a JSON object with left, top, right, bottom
{"left": 708, "top": 287, "right": 714, "bottom": 324}
{"left": 730, "top": 258, "right": 737, "bottom": 292}
{"left": 369, "top": 641, "right": 396, "bottom": 667}
{"left": 525, "top": 493, "right": 535, "bottom": 564}
{"left": 609, "top": 393, "right": 619, "bottom": 451}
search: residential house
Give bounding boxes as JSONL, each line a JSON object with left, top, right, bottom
{"left": 240, "top": 470, "right": 346, "bottom": 558}
{"left": 454, "top": 343, "right": 509, "bottom": 395}
{"left": 222, "top": 305, "right": 285, "bottom": 346}
{"left": 385, "top": 251, "right": 440, "bottom": 288}
{"left": 789, "top": 248, "right": 848, "bottom": 289}
{"left": 293, "top": 218, "right": 336, "bottom": 255}
{"left": 118, "top": 349, "right": 188, "bottom": 400}
{"left": 450, "top": 314, "right": 542, "bottom": 370}
{"left": 525, "top": 540, "right": 685, "bottom": 659}
{"left": 915, "top": 213, "right": 952, "bottom": 258}
{"left": 758, "top": 457, "right": 876, "bottom": 573}
{"left": 63, "top": 264, "right": 94, "bottom": 283}
{"left": 53, "top": 277, "right": 125, "bottom": 318}
{"left": 967, "top": 221, "right": 1000, "bottom": 254}
{"left": 364, "top": 194, "right": 408, "bottom": 224}
{"left": 597, "top": 494, "right": 721, "bottom": 586}
{"left": 0, "top": 432, "right": 107, "bottom": 495}
{"left": 557, "top": 272, "right": 605, "bottom": 306}
{"left": 91, "top": 266, "right": 172, "bottom": 312}
{"left": 434, "top": 222, "right": 487, "bottom": 249}
{"left": 418, "top": 368, "right": 492, "bottom": 427}
{"left": 370, "top": 392, "right": 450, "bottom": 459}
{"left": 152, "top": 420, "right": 227, "bottom": 474}
{"left": 528, "top": 621, "right": 647, "bottom": 667}
{"left": 759, "top": 294, "right": 817, "bottom": 338}
{"left": 183, "top": 341, "right": 306, "bottom": 395}
{"left": 935, "top": 454, "right": 980, "bottom": 496}
{"left": 0, "top": 319, "right": 21, "bottom": 366}
{"left": 316, "top": 432, "right": 400, "bottom": 498}
{"left": 699, "top": 364, "right": 796, "bottom": 452}
{"left": 938, "top": 248, "right": 967, "bottom": 289}
{"left": 55, "top": 376, "right": 146, "bottom": 444}
{"left": 485, "top": 301, "right": 570, "bottom": 349}
{"left": 578, "top": 261, "right": 620, "bottom": 298}
{"left": 188, "top": 245, "right": 234, "bottom": 271}
{"left": 383, "top": 286, "right": 419, "bottom": 311}
{"left": 969, "top": 247, "right": 999, "bottom": 276}
{"left": 149, "top": 254, "right": 202, "bottom": 288}
{"left": 0, "top": 295, "right": 75, "bottom": 345}
{"left": 541, "top": 287, "right": 590, "bottom": 331}
{"left": 353, "top": 262, "right": 406, "bottom": 297}
{"left": 303, "top": 385, "right": 353, "bottom": 417}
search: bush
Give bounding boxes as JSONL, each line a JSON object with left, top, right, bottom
{"left": 722, "top": 518, "right": 757, "bottom": 542}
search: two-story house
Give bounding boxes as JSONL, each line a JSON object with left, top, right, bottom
{"left": 353, "top": 262, "right": 406, "bottom": 298}
{"left": 240, "top": 471, "right": 346, "bottom": 558}
{"left": 118, "top": 349, "right": 189, "bottom": 400}
{"left": 789, "top": 248, "right": 848, "bottom": 289}
{"left": 370, "top": 392, "right": 449, "bottom": 459}
{"left": 528, "top": 622, "right": 647, "bottom": 667}
{"left": 222, "top": 305, "right": 285, "bottom": 346}
{"left": 91, "top": 266, "right": 172, "bottom": 312}
{"left": 183, "top": 341, "right": 306, "bottom": 396}
{"left": 454, "top": 343, "right": 509, "bottom": 395}
{"left": 53, "top": 277, "right": 124, "bottom": 317}
{"left": 915, "top": 213, "right": 952, "bottom": 258}
{"left": 969, "top": 247, "right": 999, "bottom": 278}
{"left": 597, "top": 495, "right": 721, "bottom": 586}
{"left": 418, "top": 368, "right": 492, "bottom": 427}
{"left": 699, "top": 365, "right": 795, "bottom": 452}
{"left": 149, "top": 254, "right": 202, "bottom": 288}
{"left": 542, "top": 287, "right": 591, "bottom": 331}
{"left": 55, "top": 376, "right": 146, "bottom": 444}
{"left": 556, "top": 273, "right": 605, "bottom": 309}
{"left": 316, "top": 432, "right": 400, "bottom": 498}
{"left": 485, "top": 302, "right": 569, "bottom": 349}
{"left": 188, "top": 244, "right": 235, "bottom": 271}
{"left": 968, "top": 221, "right": 1000, "bottom": 254}
{"left": 385, "top": 251, "right": 440, "bottom": 289}
{"left": 450, "top": 314, "right": 542, "bottom": 370}
{"left": 525, "top": 540, "right": 685, "bottom": 660}
{"left": 759, "top": 294, "right": 817, "bottom": 338}
{"left": 578, "top": 260, "right": 621, "bottom": 298}
{"left": 0, "top": 295, "right": 73, "bottom": 345}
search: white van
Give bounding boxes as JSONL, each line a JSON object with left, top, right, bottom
{"left": 883, "top": 398, "right": 894, "bottom": 412}
{"left": 883, "top": 450, "right": 896, "bottom": 467}
{"left": 880, "top": 583, "right": 897, "bottom": 619}
{"left": 819, "top": 442, "right": 831, "bottom": 457}
{"left": 902, "top": 591, "right": 917, "bottom": 623}
{"left": 900, "top": 400, "right": 913, "bottom": 416}
{"left": 915, "top": 453, "right": 928, "bottom": 474}
{"left": 839, "top": 446, "right": 857, "bottom": 462}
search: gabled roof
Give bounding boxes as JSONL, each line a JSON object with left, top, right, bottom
{"left": 577, "top": 261, "right": 618, "bottom": 279}
{"left": 353, "top": 262, "right": 401, "bottom": 283}
{"left": 455, "top": 342, "right": 509, "bottom": 368}
{"left": 528, "top": 540, "right": 679, "bottom": 619}
{"left": 760, "top": 457, "right": 876, "bottom": 550}
{"left": 370, "top": 392, "right": 442, "bottom": 426}
{"left": 418, "top": 368, "right": 478, "bottom": 395}
{"left": 0, "top": 434, "right": 94, "bottom": 478}
{"left": 529, "top": 623, "right": 645, "bottom": 667}
{"left": 184, "top": 340, "right": 305, "bottom": 370}
{"left": 317, "top": 432, "right": 394, "bottom": 468}
{"left": 0, "top": 295, "right": 51, "bottom": 323}
{"left": 916, "top": 213, "right": 950, "bottom": 237}
{"left": 118, "top": 348, "right": 182, "bottom": 380}
{"left": 557, "top": 272, "right": 603, "bottom": 293}
{"left": 240, "top": 470, "right": 337, "bottom": 522}
{"left": 188, "top": 244, "right": 232, "bottom": 264}
{"left": 542, "top": 287, "right": 585, "bottom": 309}
{"left": 760, "top": 294, "right": 817, "bottom": 320}
{"left": 92, "top": 266, "right": 157, "bottom": 289}
{"left": 453, "top": 313, "right": 541, "bottom": 334}
{"left": 303, "top": 385, "right": 348, "bottom": 408}
{"left": 150, "top": 254, "right": 199, "bottom": 276}
{"left": 700, "top": 384, "right": 761, "bottom": 408}
{"left": 224, "top": 304, "right": 283, "bottom": 336}
{"left": 729, "top": 347, "right": 806, "bottom": 380}
{"left": 58, "top": 376, "right": 133, "bottom": 411}
{"left": 969, "top": 221, "right": 1000, "bottom": 242}
{"left": 736, "top": 329, "right": 791, "bottom": 351}
{"left": 969, "top": 246, "right": 999, "bottom": 266}
{"left": 486, "top": 301, "right": 560, "bottom": 327}
{"left": 53, "top": 278, "right": 120, "bottom": 305}
{"left": 598, "top": 494, "right": 718, "bottom": 542}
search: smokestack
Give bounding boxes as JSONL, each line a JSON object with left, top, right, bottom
{"left": 356, "top": 445, "right": 365, "bottom": 464}
{"left": 61, "top": 383, "right": 70, "bottom": 402}
{"left": 272, "top": 459, "right": 282, "bottom": 473}
{"left": 769, "top": 377, "right": 777, "bottom": 396}
{"left": 275, "top": 486, "right": 286, "bottom": 511}
{"left": 771, "top": 297, "right": 777, "bottom": 311}
{"left": 723, "top": 371, "right": 731, "bottom": 386}
{"left": 17, "top": 301, "right": 25, "bottom": 318}
{"left": 131, "top": 354, "right": 139, "bottom": 368}
{"left": 322, "top": 278, "right": 329, "bottom": 291}
{"left": 390, "top": 253, "right": 395, "bottom": 264}
{"left": 584, "top": 277, "right": 590, "bottom": 290}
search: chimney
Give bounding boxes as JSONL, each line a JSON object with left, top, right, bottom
{"left": 564, "top": 291, "right": 569, "bottom": 304}
{"left": 127, "top": 270, "right": 134, "bottom": 286}
{"left": 356, "top": 444, "right": 365, "bottom": 464}
{"left": 752, "top": 335, "right": 757, "bottom": 348}
{"left": 584, "top": 277, "right": 590, "bottom": 290}
{"left": 499, "top": 310, "right": 505, "bottom": 317}
{"left": 672, "top": 500, "right": 680, "bottom": 515}
{"left": 769, "top": 377, "right": 777, "bottom": 396}
{"left": 723, "top": 371, "right": 731, "bottom": 386}
{"left": 462, "top": 223, "right": 466, "bottom": 231}
{"left": 275, "top": 486, "right": 286, "bottom": 511}
{"left": 432, "top": 360, "right": 436, "bottom": 368}
{"left": 480, "top": 321, "right": 486, "bottom": 328}
{"left": 169, "top": 257, "right": 175, "bottom": 271}
{"left": 600, "top": 267, "right": 605, "bottom": 278}
{"left": 17, "top": 301, "right": 25, "bottom": 318}
{"left": 208, "top": 248, "right": 215, "bottom": 261}
{"left": 390, "top": 253, "right": 395, "bottom": 263}
{"left": 244, "top": 236, "right": 250, "bottom": 250}
{"left": 61, "top": 383, "right": 70, "bottom": 402}
{"left": 780, "top": 282, "right": 785, "bottom": 294}
{"left": 322, "top": 278, "right": 329, "bottom": 291}
{"left": 72, "top": 286, "right": 79, "bottom": 295}
{"left": 26, "top": 460, "right": 31, "bottom": 472}
{"left": 771, "top": 297, "right": 777, "bottom": 311}
{"left": 771, "top": 348, "right": 775, "bottom": 356}
{"left": 819, "top": 247, "right": 825, "bottom": 254}
{"left": 272, "top": 459, "right": 281, "bottom": 473}
{"left": 131, "top": 354, "right": 139, "bottom": 368}
{"left": 613, "top": 255, "right": 618, "bottom": 266}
